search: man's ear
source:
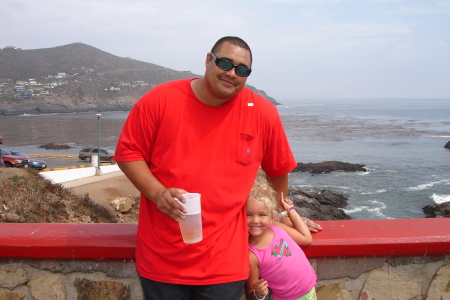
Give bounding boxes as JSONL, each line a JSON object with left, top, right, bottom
{"left": 205, "top": 53, "right": 212, "bottom": 68}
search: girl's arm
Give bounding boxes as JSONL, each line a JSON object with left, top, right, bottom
{"left": 245, "top": 251, "right": 269, "bottom": 300}
{"left": 275, "top": 193, "right": 313, "bottom": 246}
{"left": 268, "top": 173, "right": 322, "bottom": 232}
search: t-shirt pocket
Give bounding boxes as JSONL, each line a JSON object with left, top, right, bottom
{"left": 236, "top": 133, "right": 257, "bottom": 166}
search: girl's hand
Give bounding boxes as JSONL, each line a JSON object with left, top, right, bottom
{"left": 254, "top": 279, "right": 268, "bottom": 298}
{"left": 280, "top": 192, "right": 294, "bottom": 213}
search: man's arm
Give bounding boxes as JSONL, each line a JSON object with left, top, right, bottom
{"left": 265, "top": 173, "right": 289, "bottom": 205}
{"left": 266, "top": 173, "right": 322, "bottom": 232}
{"left": 117, "top": 161, "right": 188, "bottom": 222}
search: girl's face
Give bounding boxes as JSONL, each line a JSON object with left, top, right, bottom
{"left": 246, "top": 198, "right": 273, "bottom": 238}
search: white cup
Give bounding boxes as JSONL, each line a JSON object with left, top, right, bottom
{"left": 176, "top": 193, "right": 202, "bottom": 244}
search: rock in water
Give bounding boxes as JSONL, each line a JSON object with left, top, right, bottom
{"left": 292, "top": 161, "right": 366, "bottom": 174}
{"left": 288, "top": 186, "right": 351, "bottom": 220}
{"left": 422, "top": 202, "right": 450, "bottom": 218}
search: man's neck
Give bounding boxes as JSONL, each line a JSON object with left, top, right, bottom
{"left": 190, "top": 78, "right": 231, "bottom": 107}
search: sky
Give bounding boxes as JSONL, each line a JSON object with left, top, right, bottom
{"left": 1, "top": 0, "right": 449, "bottom": 101}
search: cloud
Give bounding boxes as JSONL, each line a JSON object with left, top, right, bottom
{"left": 1, "top": 0, "right": 449, "bottom": 99}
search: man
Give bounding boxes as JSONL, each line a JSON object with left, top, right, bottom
{"left": 114, "top": 36, "right": 297, "bottom": 300}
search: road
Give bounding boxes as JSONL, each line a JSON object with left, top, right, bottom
{"left": 29, "top": 154, "right": 112, "bottom": 170}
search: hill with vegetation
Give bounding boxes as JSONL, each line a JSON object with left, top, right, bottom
{"left": 0, "top": 43, "right": 279, "bottom": 116}
{"left": 0, "top": 168, "right": 120, "bottom": 223}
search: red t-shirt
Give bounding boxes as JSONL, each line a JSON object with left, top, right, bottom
{"left": 115, "top": 79, "right": 296, "bottom": 285}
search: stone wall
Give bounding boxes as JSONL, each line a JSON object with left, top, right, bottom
{"left": 1, "top": 256, "right": 449, "bottom": 299}
{"left": 0, "top": 260, "right": 142, "bottom": 300}
{"left": 314, "top": 255, "right": 450, "bottom": 299}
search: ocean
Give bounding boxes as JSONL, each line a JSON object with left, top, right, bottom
{"left": 1, "top": 98, "right": 449, "bottom": 220}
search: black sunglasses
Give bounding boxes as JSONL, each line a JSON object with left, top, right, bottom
{"left": 210, "top": 52, "right": 252, "bottom": 77}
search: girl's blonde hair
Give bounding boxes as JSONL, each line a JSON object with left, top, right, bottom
{"left": 248, "top": 175, "right": 279, "bottom": 219}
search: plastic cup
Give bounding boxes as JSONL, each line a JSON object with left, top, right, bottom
{"left": 176, "top": 193, "right": 202, "bottom": 244}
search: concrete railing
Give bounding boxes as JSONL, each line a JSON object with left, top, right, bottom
{"left": 39, "top": 165, "right": 120, "bottom": 183}
{"left": 0, "top": 219, "right": 449, "bottom": 299}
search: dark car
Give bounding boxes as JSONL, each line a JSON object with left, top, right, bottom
{"left": 78, "top": 147, "right": 115, "bottom": 163}
{"left": 0, "top": 148, "right": 31, "bottom": 168}
{"left": 10, "top": 151, "right": 47, "bottom": 170}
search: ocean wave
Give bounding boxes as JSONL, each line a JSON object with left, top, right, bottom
{"left": 432, "top": 194, "right": 450, "bottom": 204}
{"left": 18, "top": 112, "right": 77, "bottom": 117}
{"left": 343, "top": 206, "right": 368, "bottom": 214}
{"left": 357, "top": 170, "right": 371, "bottom": 176}
{"left": 367, "top": 200, "right": 390, "bottom": 218}
{"left": 362, "top": 189, "right": 387, "bottom": 195}
{"left": 407, "top": 179, "right": 450, "bottom": 191}
{"left": 344, "top": 200, "right": 390, "bottom": 219}
{"left": 326, "top": 185, "right": 361, "bottom": 193}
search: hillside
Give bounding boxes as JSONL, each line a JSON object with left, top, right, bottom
{"left": 0, "top": 168, "right": 121, "bottom": 223}
{"left": 0, "top": 43, "right": 279, "bottom": 116}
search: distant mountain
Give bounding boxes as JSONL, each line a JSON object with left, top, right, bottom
{"left": 0, "top": 43, "right": 279, "bottom": 116}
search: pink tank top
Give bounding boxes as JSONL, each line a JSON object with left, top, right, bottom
{"left": 248, "top": 225, "right": 317, "bottom": 300}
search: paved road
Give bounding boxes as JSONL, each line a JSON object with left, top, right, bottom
{"left": 29, "top": 154, "right": 114, "bottom": 170}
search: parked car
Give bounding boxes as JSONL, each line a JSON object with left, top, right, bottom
{"left": 0, "top": 148, "right": 31, "bottom": 168}
{"left": 10, "top": 151, "right": 47, "bottom": 170}
{"left": 78, "top": 147, "right": 115, "bottom": 163}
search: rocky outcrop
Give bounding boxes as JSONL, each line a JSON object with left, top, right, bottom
{"left": 111, "top": 197, "right": 136, "bottom": 214}
{"left": 292, "top": 161, "right": 367, "bottom": 174}
{"left": 444, "top": 141, "right": 450, "bottom": 149}
{"left": 39, "top": 143, "right": 72, "bottom": 150}
{"left": 422, "top": 201, "right": 450, "bottom": 218}
{"left": 288, "top": 187, "right": 351, "bottom": 220}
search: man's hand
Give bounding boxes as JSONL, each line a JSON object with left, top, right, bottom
{"left": 302, "top": 217, "right": 322, "bottom": 232}
{"left": 117, "top": 161, "right": 191, "bottom": 222}
{"left": 155, "top": 188, "right": 189, "bottom": 222}
{"left": 279, "top": 213, "right": 323, "bottom": 232}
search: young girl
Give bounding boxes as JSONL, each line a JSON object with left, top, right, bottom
{"left": 245, "top": 178, "right": 317, "bottom": 300}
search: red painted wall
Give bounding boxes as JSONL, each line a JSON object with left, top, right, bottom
{"left": 0, "top": 219, "right": 449, "bottom": 260}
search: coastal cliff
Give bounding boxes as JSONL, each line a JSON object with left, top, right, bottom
{"left": 0, "top": 43, "right": 279, "bottom": 116}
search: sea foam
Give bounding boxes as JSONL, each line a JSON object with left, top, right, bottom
{"left": 362, "top": 189, "right": 387, "bottom": 195}
{"left": 344, "top": 200, "right": 390, "bottom": 219}
{"left": 432, "top": 194, "right": 450, "bottom": 205}
{"left": 407, "top": 179, "right": 450, "bottom": 191}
